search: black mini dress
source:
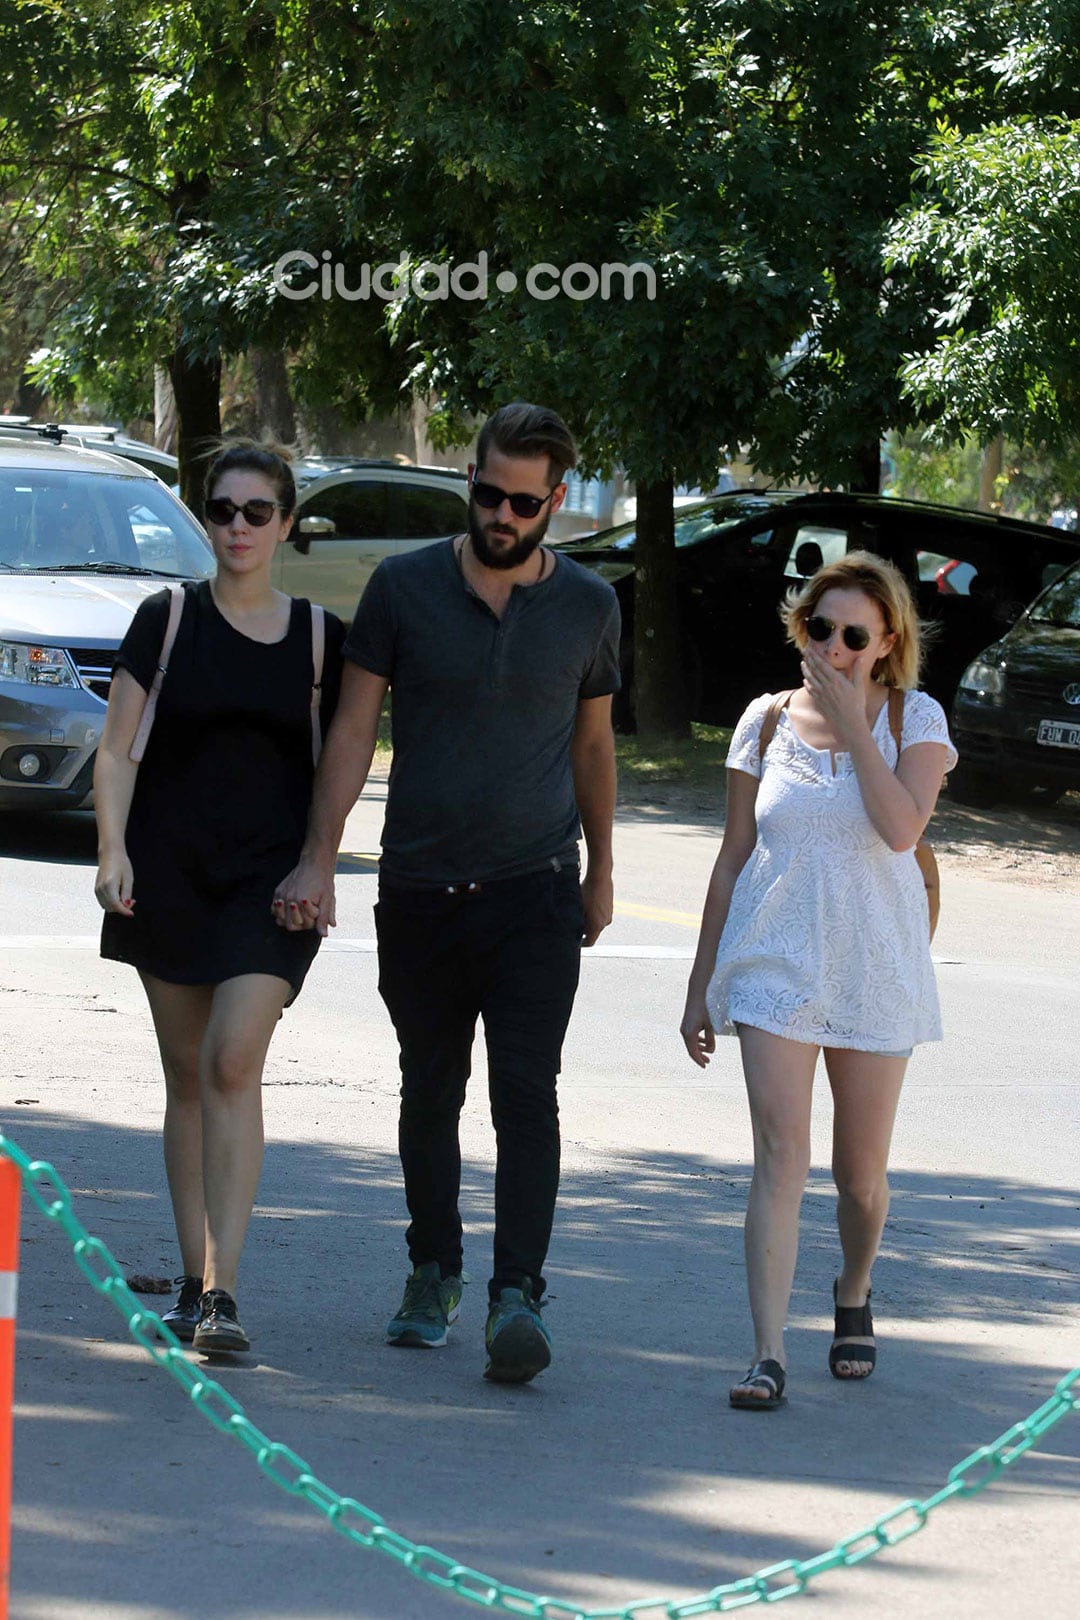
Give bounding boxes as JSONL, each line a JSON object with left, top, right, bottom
{"left": 100, "top": 580, "right": 345, "bottom": 999}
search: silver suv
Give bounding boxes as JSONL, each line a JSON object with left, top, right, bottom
{"left": 281, "top": 458, "right": 593, "bottom": 619}
{"left": 0, "top": 433, "right": 213, "bottom": 811}
{"left": 281, "top": 460, "right": 471, "bottom": 619}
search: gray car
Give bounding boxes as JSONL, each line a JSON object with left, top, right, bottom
{"left": 280, "top": 461, "right": 471, "bottom": 619}
{"left": 0, "top": 435, "right": 213, "bottom": 811}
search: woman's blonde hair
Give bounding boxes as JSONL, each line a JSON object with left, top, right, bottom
{"left": 780, "top": 550, "right": 924, "bottom": 689}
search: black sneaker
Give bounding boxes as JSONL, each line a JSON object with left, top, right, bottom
{"left": 192, "top": 1288, "right": 250, "bottom": 1353}
{"left": 161, "top": 1275, "right": 203, "bottom": 1344}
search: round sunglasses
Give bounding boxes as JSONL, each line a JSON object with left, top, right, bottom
{"left": 806, "top": 615, "right": 873, "bottom": 652}
{"left": 205, "top": 496, "right": 287, "bottom": 527}
{"left": 470, "top": 478, "right": 556, "bottom": 520}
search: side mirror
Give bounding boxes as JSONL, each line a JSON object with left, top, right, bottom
{"left": 294, "top": 514, "right": 336, "bottom": 556}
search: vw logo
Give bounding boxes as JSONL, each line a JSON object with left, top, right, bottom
{"left": 1065, "top": 683, "right": 1080, "bottom": 705}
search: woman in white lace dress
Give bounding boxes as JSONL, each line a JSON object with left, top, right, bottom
{"left": 681, "top": 553, "right": 956, "bottom": 1410}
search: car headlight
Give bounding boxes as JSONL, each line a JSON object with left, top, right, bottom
{"left": 958, "top": 658, "right": 1005, "bottom": 697}
{"left": 0, "top": 642, "right": 79, "bottom": 689}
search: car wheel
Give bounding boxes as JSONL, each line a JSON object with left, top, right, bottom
{"left": 1004, "top": 782, "right": 1067, "bottom": 809}
{"left": 947, "top": 764, "right": 999, "bottom": 808}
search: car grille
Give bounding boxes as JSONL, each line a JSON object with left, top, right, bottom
{"left": 1007, "top": 672, "right": 1080, "bottom": 712}
{"left": 68, "top": 646, "right": 115, "bottom": 703}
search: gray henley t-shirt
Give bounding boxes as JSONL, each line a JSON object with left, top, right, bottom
{"left": 343, "top": 539, "right": 621, "bottom": 886}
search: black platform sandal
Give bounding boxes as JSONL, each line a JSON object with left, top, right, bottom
{"left": 829, "top": 1279, "right": 876, "bottom": 1379}
{"left": 729, "top": 1359, "right": 787, "bottom": 1410}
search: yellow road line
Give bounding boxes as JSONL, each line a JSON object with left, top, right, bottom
{"left": 614, "top": 900, "right": 701, "bottom": 929}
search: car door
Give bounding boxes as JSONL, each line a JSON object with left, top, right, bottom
{"left": 278, "top": 479, "right": 392, "bottom": 619}
{"left": 892, "top": 519, "right": 1066, "bottom": 706}
{"left": 279, "top": 476, "right": 468, "bottom": 619}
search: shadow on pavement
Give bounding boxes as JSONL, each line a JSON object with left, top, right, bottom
{"left": 616, "top": 776, "right": 1080, "bottom": 858}
{"left": 6, "top": 1106, "right": 1078, "bottom": 1619}
{"left": 0, "top": 809, "right": 98, "bottom": 866}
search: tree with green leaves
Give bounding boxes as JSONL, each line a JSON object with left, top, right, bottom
{"left": 320, "top": 0, "right": 1021, "bottom": 735}
{"left": 0, "top": 0, "right": 406, "bottom": 509}
{"left": 887, "top": 2, "right": 1080, "bottom": 448}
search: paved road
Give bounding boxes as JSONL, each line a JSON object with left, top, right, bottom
{"left": 1, "top": 783, "right": 1077, "bottom": 1620}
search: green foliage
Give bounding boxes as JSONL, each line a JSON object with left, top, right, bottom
{"left": 0, "top": 0, "right": 404, "bottom": 431}
{"left": 890, "top": 118, "right": 1080, "bottom": 445}
{"left": 888, "top": 1, "right": 1080, "bottom": 446}
{"left": 885, "top": 428, "right": 1080, "bottom": 523}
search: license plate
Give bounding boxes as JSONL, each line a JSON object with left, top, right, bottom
{"left": 1037, "top": 718, "right": 1080, "bottom": 749}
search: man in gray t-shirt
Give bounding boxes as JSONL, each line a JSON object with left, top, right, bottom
{"left": 275, "top": 403, "right": 620, "bottom": 1384}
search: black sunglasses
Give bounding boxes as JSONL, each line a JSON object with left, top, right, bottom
{"left": 806, "top": 615, "right": 873, "bottom": 652}
{"left": 205, "top": 497, "right": 286, "bottom": 527}
{"left": 471, "top": 478, "right": 556, "bottom": 521}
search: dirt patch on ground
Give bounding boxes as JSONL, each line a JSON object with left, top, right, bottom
{"left": 617, "top": 778, "right": 1080, "bottom": 892}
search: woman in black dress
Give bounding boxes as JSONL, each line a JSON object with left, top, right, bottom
{"left": 94, "top": 443, "right": 344, "bottom": 1353}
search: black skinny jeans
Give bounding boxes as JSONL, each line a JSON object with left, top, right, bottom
{"left": 375, "top": 866, "right": 584, "bottom": 1302}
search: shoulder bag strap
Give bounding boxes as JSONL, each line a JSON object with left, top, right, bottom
{"left": 128, "top": 584, "right": 186, "bottom": 764}
{"left": 887, "top": 685, "right": 904, "bottom": 755}
{"left": 310, "top": 602, "right": 326, "bottom": 768}
{"left": 889, "top": 685, "right": 941, "bottom": 938}
{"left": 757, "top": 689, "right": 796, "bottom": 763}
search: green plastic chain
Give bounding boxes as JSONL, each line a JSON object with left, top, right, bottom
{"left": 2, "top": 1128, "right": 1076, "bottom": 1617}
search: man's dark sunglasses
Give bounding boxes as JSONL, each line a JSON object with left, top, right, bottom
{"left": 470, "top": 478, "right": 557, "bottom": 520}
{"left": 806, "top": 615, "right": 872, "bottom": 652}
{"left": 205, "top": 497, "right": 286, "bottom": 527}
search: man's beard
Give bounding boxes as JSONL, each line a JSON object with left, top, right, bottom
{"left": 467, "top": 502, "right": 551, "bottom": 570}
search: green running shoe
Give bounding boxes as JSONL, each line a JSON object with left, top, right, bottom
{"left": 483, "top": 1281, "right": 551, "bottom": 1383}
{"left": 386, "top": 1261, "right": 463, "bottom": 1347}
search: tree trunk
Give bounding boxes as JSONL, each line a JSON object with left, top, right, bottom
{"left": 849, "top": 441, "right": 882, "bottom": 494}
{"left": 168, "top": 346, "right": 222, "bottom": 518}
{"left": 250, "top": 347, "right": 297, "bottom": 443}
{"left": 13, "top": 369, "right": 46, "bottom": 418}
{"left": 154, "top": 365, "right": 177, "bottom": 453}
{"left": 979, "top": 435, "right": 1003, "bottom": 511}
{"left": 633, "top": 475, "right": 689, "bottom": 742}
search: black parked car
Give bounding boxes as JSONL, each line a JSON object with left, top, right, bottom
{"left": 555, "top": 491, "right": 1080, "bottom": 728}
{"left": 950, "top": 558, "right": 1080, "bottom": 807}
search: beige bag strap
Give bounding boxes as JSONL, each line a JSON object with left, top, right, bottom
{"left": 128, "top": 584, "right": 186, "bottom": 764}
{"left": 757, "top": 689, "right": 797, "bottom": 762}
{"left": 888, "top": 685, "right": 941, "bottom": 939}
{"left": 310, "top": 601, "right": 326, "bottom": 767}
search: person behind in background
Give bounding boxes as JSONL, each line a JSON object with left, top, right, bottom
{"left": 680, "top": 552, "right": 955, "bottom": 1410}
{"left": 94, "top": 442, "right": 344, "bottom": 1354}
{"left": 274, "top": 402, "right": 620, "bottom": 1384}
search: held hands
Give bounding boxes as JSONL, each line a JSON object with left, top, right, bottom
{"left": 95, "top": 852, "right": 135, "bottom": 916}
{"left": 272, "top": 859, "right": 337, "bottom": 936}
{"left": 680, "top": 997, "right": 716, "bottom": 1069}
{"left": 800, "top": 641, "right": 875, "bottom": 743}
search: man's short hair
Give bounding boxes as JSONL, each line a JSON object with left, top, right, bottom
{"left": 475, "top": 403, "right": 578, "bottom": 488}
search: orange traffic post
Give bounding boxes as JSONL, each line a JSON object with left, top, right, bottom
{"left": 0, "top": 1157, "right": 19, "bottom": 1620}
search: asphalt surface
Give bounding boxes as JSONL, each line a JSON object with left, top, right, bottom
{"left": 1, "top": 781, "right": 1077, "bottom": 1620}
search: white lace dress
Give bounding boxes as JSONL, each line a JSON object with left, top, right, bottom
{"left": 706, "top": 689, "right": 958, "bottom": 1053}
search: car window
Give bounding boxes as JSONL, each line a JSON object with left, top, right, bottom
{"left": 784, "top": 525, "right": 847, "bottom": 578}
{"left": 387, "top": 483, "right": 467, "bottom": 539}
{"left": 1029, "top": 562, "right": 1080, "bottom": 627}
{"left": 298, "top": 481, "right": 389, "bottom": 539}
{"left": 598, "top": 508, "right": 773, "bottom": 555}
{"left": 0, "top": 469, "right": 213, "bottom": 576}
{"left": 917, "top": 550, "right": 950, "bottom": 582}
